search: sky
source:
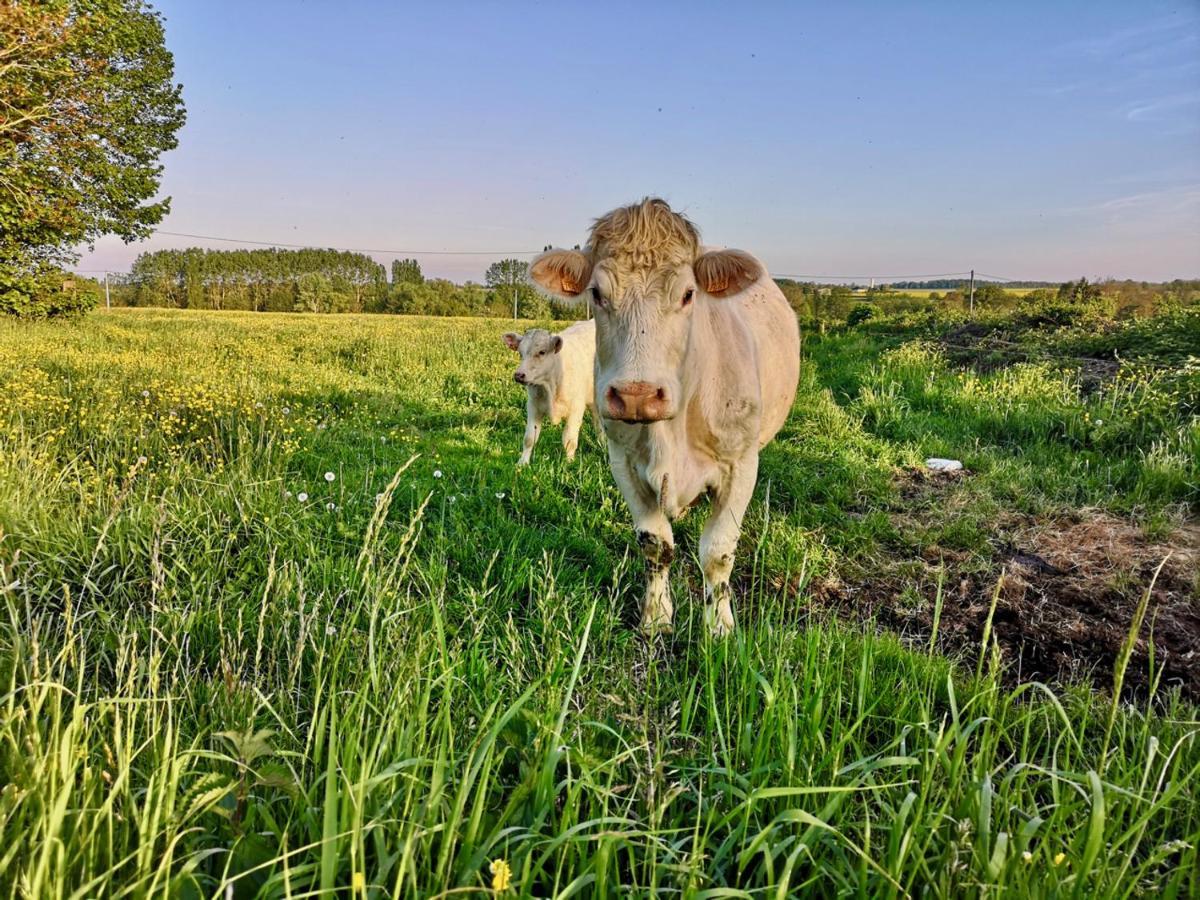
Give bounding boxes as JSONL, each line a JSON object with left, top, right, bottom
{"left": 76, "top": 0, "right": 1200, "bottom": 283}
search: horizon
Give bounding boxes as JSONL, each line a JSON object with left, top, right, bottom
{"left": 75, "top": 1, "right": 1200, "bottom": 283}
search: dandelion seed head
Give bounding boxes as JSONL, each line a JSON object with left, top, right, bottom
{"left": 297, "top": 492, "right": 308, "bottom": 502}
{"left": 433, "top": 469, "right": 443, "bottom": 479}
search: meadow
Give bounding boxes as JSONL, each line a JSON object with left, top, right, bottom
{"left": 1, "top": 307, "right": 1198, "bottom": 898}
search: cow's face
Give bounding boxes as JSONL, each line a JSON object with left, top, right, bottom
{"left": 503, "top": 328, "right": 562, "bottom": 387}
{"left": 530, "top": 247, "right": 761, "bottom": 423}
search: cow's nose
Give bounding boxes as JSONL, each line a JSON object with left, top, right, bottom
{"left": 605, "top": 381, "right": 671, "bottom": 422}
{"left": 513, "top": 372, "right": 527, "bottom": 384}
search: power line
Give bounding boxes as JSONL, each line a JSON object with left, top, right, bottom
{"left": 150, "top": 230, "right": 542, "bottom": 256}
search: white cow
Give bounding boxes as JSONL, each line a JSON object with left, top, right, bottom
{"left": 529, "top": 198, "right": 800, "bottom": 636}
{"left": 502, "top": 319, "right": 599, "bottom": 465}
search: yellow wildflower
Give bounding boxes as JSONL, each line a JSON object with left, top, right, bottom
{"left": 490, "top": 858, "right": 512, "bottom": 892}
{"left": 352, "top": 871, "right": 365, "bottom": 892}
{"left": 1053, "top": 852, "right": 1066, "bottom": 866}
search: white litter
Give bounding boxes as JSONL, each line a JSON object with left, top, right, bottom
{"left": 925, "top": 458, "right": 963, "bottom": 472}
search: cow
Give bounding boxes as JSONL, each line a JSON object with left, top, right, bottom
{"left": 502, "top": 319, "right": 600, "bottom": 465}
{"left": 529, "top": 198, "right": 800, "bottom": 636}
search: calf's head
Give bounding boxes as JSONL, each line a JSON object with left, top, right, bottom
{"left": 529, "top": 198, "right": 761, "bottom": 423}
{"left": 502, "top": 329, "right": 563, "bottom": 387}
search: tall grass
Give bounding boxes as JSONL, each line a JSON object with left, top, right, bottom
{"left": 0, "top": 309, "right": 1196, "bottom": 897}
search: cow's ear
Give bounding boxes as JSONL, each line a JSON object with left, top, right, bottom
{"left": 694, "top": 249, "right": 761, "bottom": 298}
{"left": 502, "top": 332, "right": 521, "bottom": 351}
{"left": 551, "top": 336, "right": 563, "bottom": 354}
{"left": 530, "top": 249, "right": 592, "bottom": 299}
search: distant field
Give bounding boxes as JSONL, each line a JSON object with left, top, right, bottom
{"left": 1, "top": 307, "right": 1197, "bottom": 897}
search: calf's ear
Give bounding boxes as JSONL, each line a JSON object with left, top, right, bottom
{"left": 530, "top": 249, "right": 592, "bottom": 299}
{"left": 694, "top": 249, "right": 762, "bottom": 298}
{"left": 551, "top": 336, "right": 563, "bottom": 354}
{"left": 502, "top": 332, "right": 521, "bottom": 352}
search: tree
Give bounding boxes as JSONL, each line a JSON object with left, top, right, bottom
{"left": 391, "top": 258, "right": 422, "bottom": 285}
{"left": 486, "top": 258, "right": 545, "bottom": 318}
{"left": 0, "top": 0, "right": 186, "bottom": 314}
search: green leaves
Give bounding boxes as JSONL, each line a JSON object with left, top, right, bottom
{"left": 0, "top": 0, "right": 185, "bottom": 313}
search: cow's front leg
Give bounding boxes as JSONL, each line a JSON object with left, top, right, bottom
{"left": 518, "top": 399, "right": 543, "bottom": 466}
{"left": 562, "top": 408, "right": 584, "bottom": 461}
{"left": 610, "top": 445, "right": 674, "bottom": 633}
{"left": 636, "top": 515, "right": 674, "bottom": 634}
{"left": 699, "top": 452, "right": 759, "bottom": 637}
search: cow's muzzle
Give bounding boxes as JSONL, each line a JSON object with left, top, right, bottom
{"left": 513, "top": 371, "right": 528, "bottom": 385}
{"left": 604, "top": 381, "right": 673, "bottom": 422}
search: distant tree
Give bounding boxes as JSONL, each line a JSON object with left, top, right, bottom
{"left": 391, "top": 258, "right": 423, "bottom": 285}
{"left": 1058, "top": 277, "right": 1103, "bottom": 304}
{"left": 0, "top": 0, "right": 186, "bottom": 315}
{"left": 487, "top": 258, "right": 546, "bottom": 318}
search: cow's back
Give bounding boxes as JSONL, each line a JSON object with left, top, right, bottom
{"left": 735, "top": 270, "right": 800, "bottom": 447}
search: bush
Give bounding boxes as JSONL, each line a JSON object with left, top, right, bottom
{"left": 0, "top": 267, "right": 100, "bottom": 319}
{"left": 847, "top": 303, "right": 875, "bottom": 326}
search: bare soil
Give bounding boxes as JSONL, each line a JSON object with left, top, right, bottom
{"left": 811, "top": 468, "right": 1200, "bottom": 702}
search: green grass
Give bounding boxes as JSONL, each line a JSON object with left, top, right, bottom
{"left": 1, "top": 308, "right": 1197, "bottom": 898}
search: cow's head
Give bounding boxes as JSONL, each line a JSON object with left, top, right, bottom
{"left": 503, "top": 328, "right": 563, "bottom": 387}
{"left": 530, "top": 198, "right": 761, "bottom": 423}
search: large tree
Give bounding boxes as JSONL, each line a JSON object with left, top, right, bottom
{"left": 0, "top": 0, "right": 186, "bottom": 311}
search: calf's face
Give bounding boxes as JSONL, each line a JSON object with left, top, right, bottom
{"left": 502, "top": 329, "right": 562, "bottom": 387}
{"left": 530, "top": 248, "right": 762, "bottom": 423}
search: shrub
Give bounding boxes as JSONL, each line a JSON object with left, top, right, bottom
{"left": 0, "top": 267, "right": 100, "bottom": 319}
{"left": 847, "top": 303, "right": 875, "bottom": 326}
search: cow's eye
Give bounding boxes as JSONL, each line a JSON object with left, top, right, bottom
{"left": 590, "top": 286, "right": 604, "bottom": 306}
{"left": 537, "top": 350, "right": 545, "bottom": 357}
{"left": 682, "top": 288, "right": 694, "bottom": 306}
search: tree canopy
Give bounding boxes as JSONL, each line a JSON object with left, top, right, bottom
{"left": 0, "top": 0, "right": 186, "bottom": 314}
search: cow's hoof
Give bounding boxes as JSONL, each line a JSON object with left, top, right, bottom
{"left": 704, "top": 605, "right": 735, "bottom": 638}
{"left": 516, "top": 457, "right": 531, "bottom": 467}
{"left": 639, "top": 618, "right": 674, "bottom": 638}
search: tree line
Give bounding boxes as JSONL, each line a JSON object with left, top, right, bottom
{"left": 109, "top": 248, "right": 583, "bottom": 319}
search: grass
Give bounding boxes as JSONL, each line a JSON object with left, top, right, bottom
{"left": 1, "top": 307, "right": 1197, "bottom": 898}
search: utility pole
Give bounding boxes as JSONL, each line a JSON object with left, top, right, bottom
{"left": 968, "top": 269, "right": 975, "bottom": 315}
{"left": 104, "top": 271, "right": 111, "bottom": 310}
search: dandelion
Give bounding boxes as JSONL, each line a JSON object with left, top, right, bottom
{"left": 326, "top": 502, "right": 336, "bottom": 511}
{"left": 285, "top": 490, "right": 292, "bottom": 498}
{"left": 380, "top": 436, "right": 387, "bottom": 443}
{"left": 141, "top": 390, "right": 150, "bottom": 398}
{"left": 282, "top": 407, "right": 290, "bottom": 415}
{"left": 325, "top": 471, "right": 336, "bottom": 482}
{"left": 137, "top": 455, "right": 147, "bottom": 465}
{"left": 1053, "top": 852, "right": 1066, "bottom": 866}
{"left": 490, "top": 859, "right": 512, "bottom": 893}
{"left": 297, "top": 492, "right": 308, "bottom": 502}
{"left": 1022, "top": 850, "right": 1033, "bottom": 863}
{"left": 433, "top": 469, "right": 443, "bottom": 479}
{"left": 326, "top": 624, "right": 336, "bottom": 636}
{"left": 254, "top": 401, "right": 264, "bottom": 409}
{"left": 495, "top": 491, "right": 506, "bottom": 500}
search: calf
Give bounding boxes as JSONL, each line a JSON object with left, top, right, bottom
{"left": 503, "top": 319, "right": 599, "bottom": 465}
{"left": 529, "top": 199, "right": 800, "bottom": 635}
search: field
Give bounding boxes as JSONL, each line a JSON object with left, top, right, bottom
{"left": 2, "top": 307, "right": 1198, "bottom": 898}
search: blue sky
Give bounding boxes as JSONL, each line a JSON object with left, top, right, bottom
{"left": 78, "top": 1, "right": 1200, "bottom": 282}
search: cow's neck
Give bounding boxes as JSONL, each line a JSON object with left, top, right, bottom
{"left": 641, "top": 303, "right": 729, "bottom": 517}
{"left": 536, "top": 357, "right": 567, "bottom": 414}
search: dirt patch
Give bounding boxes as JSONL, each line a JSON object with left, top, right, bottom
{"left": 812, "top": 509, "right": 1200, "bottom": 702}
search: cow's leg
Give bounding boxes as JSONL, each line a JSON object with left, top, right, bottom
{"left": 699, "top": 452, "right": 759, "bottom": 637}
{"left": 562, "top": 407, "right": 584, "bottom": 461}
{"left": 610, "top": 447, "right": 673, "bottom": 632}
{"left": 518, "top": 398, "right": 543, "bottom": 466}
